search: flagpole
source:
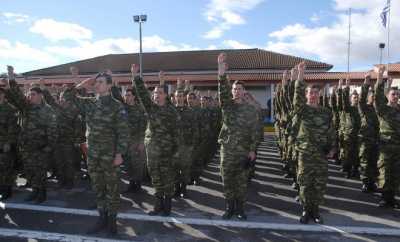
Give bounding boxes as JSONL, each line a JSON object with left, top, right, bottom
{"left": 347, "top": 8, "right": 351, "bottom": 75}
{"left": 386, "top": 0, "right": 391, "bottom": 74}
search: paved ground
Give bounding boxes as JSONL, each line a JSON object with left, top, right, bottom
{"left": 1, "top": 135, "right": 400, "bottom": 242}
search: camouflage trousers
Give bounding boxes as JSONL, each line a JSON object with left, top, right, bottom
{"left": 377, "top": 142, "right": 400, "bottom": 194}
{"left": 190, "top": 143, "right": 205, "bottom": 180}
{"left": 0, "top": 151, "right": 15, "bottom": 186}
{"left": 20, "top": 147, "right": 49, "bottom": 190}
{"left": 297, "top": 151, "right": 328, "bottom": 207}
{"left": 342, "top": 136, "right": 359, "bottom": 172}
{"left": 87, "top": 151, "right": 120, "bottom": 215}
{"left": 220, "top": 145, "right": 249, "bottom": 202}
{"left": 358, "top": 140, "right": 379, "bottom": 182}
{"left": 55, "top": 143, "right": 77, "bottom": 186}
{"left": 125, "top": 142, "right": 146, "bottom": 182}
{"left": 173, "top": 145, "right": 194, "bottom": 184}
{"left": 146, "top": 143, "right": 175, "bottom": 197}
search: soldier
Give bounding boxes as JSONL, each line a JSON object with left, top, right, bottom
{"left": 122, "top": 87, "right": 147, "bottom": 193}
{"left": 2, "top": 66, "right": 57, "bottom": 204}
{"left": 0, "top": 86, "right": 18, "bottom": 200}
{"left": 339, "top": 78, "right": 361, "bottom": 178}
{"left": 358, "top": 72, "right": 379, "bottom": 193}
{"left": 173, "top": 87, "right": 197, "bottom": 198}
{"left": 40, "top": 80, "right": 80, "bottom": 189}
{"left": 217, "top": 53, "right": 258, "bottom": 220}
{"left": 292, "top": 62, "right": 335, "bottom": 224}
{"left": 374, "top": 66, "right": 400, "bottom": 208}
{"left": 131, "top": 65, "right": 179, "bottom": 216}
{"left": 64, "top": 72, "right": 129, "bottom": 235}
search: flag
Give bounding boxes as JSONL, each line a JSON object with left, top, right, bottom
{"left": 380, "top": 0, "right": 391, "bottom": 27}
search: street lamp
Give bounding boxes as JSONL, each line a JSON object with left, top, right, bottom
{"left": 133, "top": 14, "right": 147, "bottom": 78}
{"left": 379, "top": 43, "right": 385, "bottom": 65}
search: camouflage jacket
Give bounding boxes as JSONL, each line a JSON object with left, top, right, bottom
{"left": 124, "top": 102, "right": 147, "bottom": 144}
{"left": 374, "top": 81, "right": 400, "bottom": 144}
{"left": 358, "top": 84, "right": 379, "bottom": 142}
{"left": 175, "top": 105, "right": 197, "bottom": 146}
{"left": 217, "top": 74, "right": 258, "bottom": 152}
{"left": 0, "top": 102, "right": 18, "bottom": 148}
{"left": 294, "top": 79, "right": 335, "bottom": 155}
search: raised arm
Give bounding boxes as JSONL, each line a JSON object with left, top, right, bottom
{"left": 374, "top": 66, "right": 386, "bottom": 116}
{"left": 131, "top": 64, "right": 155, "bottom": 113}
{"left": 359, "top": 72, "right": 371, "bottom": 114}
{"left": 217, "top": 53, "right": 233, "bottom": 108}
{"left": 343, "top": 78, "right": 351, "bottom": 112}
{"left": 293, "top": 62, "right": 306, "bottom": 112}
{"left": 3, "top": 66, "right": 30, "bottom": 112}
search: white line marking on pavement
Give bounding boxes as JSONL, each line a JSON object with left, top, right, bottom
{"left": 0, "top": 227, "right": 135, "bottom": 242}
{"left": 2, "top": 202, "right": 400, "bottom": 237}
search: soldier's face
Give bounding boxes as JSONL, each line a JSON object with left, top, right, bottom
{"left": 232, "top": 83, "right": 244, "bottom": 100}
{"left": 367, "top": 93, "right": 374, "bottom": 104}
{"left": 306, "top": 88, "right": 319, "bottom": 105}
{"left": 124, "top": 91, "right": 135, "bottom": 105}
{"left": 388, "top": 89, "right": 399, "bottom": 104}
{"left": 28, "top": 90, "right": 42, "bottom": 105}
{"left": 153, "top": 86, "right": 166, "bottom": 106}
{"left": 94, "top": 77, "right": 111, "bottom": 95}
{"left": 351, "top": 94, "right": 359, "bottom": 106}
{"left": 175, "top": 92, "right": 185, "bottom": 106}
{"left": 187, "top": 94, "right": 196, "bottom": 106}
{"left": 200, "top": 97, "right": 207, "bottom": 107}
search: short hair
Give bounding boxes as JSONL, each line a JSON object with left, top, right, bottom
{"left": 233, "top": 80, "right": 245, "bottom": 88}
{"left": 125, "top": 88, "right": 135, "bottom": 95}
{"left": 389, "top": 87, "right": 399, "bottom": 92}
{"left": 154, "top": 84, "right": 168, "bottom": 94}
{"left": 351, "top": 90, "right": 359, "bottom": 96}
{"left": 187, "top": 92, "right": 196, "bottom": 99}
{"left": 95, "top": 72, "right": 112, "bottom": 84}
{"left": 306, "top": 84, "right": 320, "bottom": 91}
{"left": 29, "top": 86, "right": 43, "bottom": 94}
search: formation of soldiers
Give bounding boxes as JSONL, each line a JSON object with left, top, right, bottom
{"left": 275, "top": 64, "right": 400, "bottom": 224}
{"left": 0, "top": 54, "right": 264, "bottom": 236}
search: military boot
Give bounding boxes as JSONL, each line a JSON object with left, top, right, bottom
{"left": 24, "top": 188, "right": 39, "bottom": 202}
{"left": 1, "top": 186, "right": 13, "bottom": 200}
{"left": 148, "top": 195, "right": 164, "bottom": 216}
{"left": 87, "top": 209, "right": 108, "bottom": 234}
{"left": 35, "top": 188, "right": 47, "bottom": 204}
{"left": 299, "top": 205, "right": 311, "bottom": 224}
{"left": 235, "top": 200, "right": 247, "bottom": 220}
{"left": 222, "top": 199, "right": 235, "bottom": 220}
{"left": 180, "top": 182, "right": 188, "bottom": 198}
{"left": 106, "top": 213, "right": 117, "bottom": 236}
{"left": 162, "top": 196, "right": 172, "bottom": 216}
{"left": 173, "top": 182, "right": 181, "bottom": 198}
{"left": 311, "top": 205, "right": 323, "bottom": 224}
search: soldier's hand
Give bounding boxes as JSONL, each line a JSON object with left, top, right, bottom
{"left": 130, "top": 64, "right": 140, "bottom": 77}
{"left": 377, "top": 65, "right": 385, "bottom": 84}
{"left": 70, "top": 66, "right": 79, "bottom": 76}
{"left": 113, "top": 153, "right": 123, "bottom": 166}
{"left": 387, "top": 77, "right": 393, "bottom": 88}
{"left": 297, "top": 62, "right": 306, "bottom": 80}
{"left": 290, "top": 67, "right": 298, "bottom": 81}
{"left": 338, "top": 79, "right": 343, "bottom": 88}
{"left": 7, "top": 65, "right": 14, "bottom": 76}
{"left": 345, "top": 77, "right": 351, "bottom": 87}
{"left": 39, "top": 78, "right": 46, "bottom": 87}
{"left": 3, "top": 143, "right": 11, "bottom": 153}
{"left": 282, "top": 70, "right": 289, "bottom": 85}
{"left": 248, "top": 151, "right": 256, "bottom": 161}
{"left": 158, "top": 71, "right": 165, "bottom": 86}
{"left": 364, "top": 71, "right": 371, "bottom": 85}
{"left": 218, "top": 52, "right": 228, "bottom": 76}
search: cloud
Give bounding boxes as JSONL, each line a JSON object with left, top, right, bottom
{"left": 29, "top": 18, "right": 93, "bottom": 42}
{"left": 1, "top": 12, "right": 30, "bottom": 25}
{"left": 203, "top": 0, "right": 264, "bottom": 39}
{"left": 265, "top": 0, "right": 400, "bottom": 70}
{"left": 223, "top": 39, "right": 253, "bottom": 49}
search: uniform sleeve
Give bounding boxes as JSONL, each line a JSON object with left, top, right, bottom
{"left": 46, "top": 108, "right": 58, "bottom": 150}
{"left": 327, "top": 110, "right": 337, "bottom": 151}
{"left": 337, "top": 88, "right": 343, "bottom": 112}
{"left": 218, "top": 74, "right": 233, "bottom": 108}
{"left": 330, "top": 90, "right": 338, "bottom": 113}
{"left": 293, "top": 78, "right": 306, "bottom": 113}
{"left": 343, "top": 86, "right": 350, "bottom": 112}
{"left": 114, "top": 105, "right": 130, "bottom": 155}
{"left": 249, "top": 107, "right": 259, "bottom": 152}
{"left": 359, "top": 84, "right": 369, "bottom": 114}
{"left": 111, "top": 85, "right": 124, "bottom": 103}
{"left": 6, "top": 107, "right": 19, "bottom": 145}
{"left": 5, "top": 79, "right": 30, "bottom": 113}
{"left": 374, "top": 81, "right": 386, "bottom": 117}
{"left": 132, "top": 76, "right": 155, "bottom": 113}
{"left": 63, "top": 87, "right": 90, "bottom": 115}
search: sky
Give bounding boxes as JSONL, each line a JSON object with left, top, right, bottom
{"left": 1, "top": 0, "right": 399, "bottom": 73}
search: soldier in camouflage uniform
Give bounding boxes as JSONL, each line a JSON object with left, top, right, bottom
{"left": 358, "top": 72, "right": 379, "bottom": 193}
{"left": 64, "top": 73, "right": 129, "bottom": 235}
{"left": 374, "top": 66, "right": 400, "bottom": 208}
{"left": 173, "top": 87, "right": 197, "bottom": 198}
{"left": 131, "top": 65, "right": 179, "bottom": 216}
{"left": 292, "top": 62, "right": 335, "bottom": 224}
{"left": 338, "top": 78, "right": 361, "bottom": 178}
{"left": 41, "top": 82, "right": 81, "bottom": 189}
{"left": 3, "top": 66, "right": 57, "bottom": 204}
{"left": 217, "top": 53, "right": 258, "bottom": 220}
{"left": 0, "top": 86, "right": 18, "bottom": 200}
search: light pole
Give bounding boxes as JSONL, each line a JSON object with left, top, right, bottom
{"left": 133, "top": 14, "right": 147, "bottom": 78}
{"left": 379, "top": 43, "right": 385, "bottom": 65}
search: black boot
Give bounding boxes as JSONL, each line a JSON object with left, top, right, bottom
{"left": 379, "top": 191, "right": 399, "bottom": 209}
{"left": 180, "top": 183, "right": 188, "bottom": 198}
{"left": 173, "top": 182, "right": 181, "bottom": 198}
{"left": 124, "top": 180, "right": 137, "bottom": 193}
{"left": 235, "top": 200, "right": 247, "bottom": 220}
{"left": 162, "top": 196, "right": 172, "bottom": 216}
{"left": 222, "top": 199, "right": 235, "bottom": 220}
{"left": 134, "top": 181, "right": 142, "bottom": 193}
{"left": 106, "top": 213, "right": 117, "bottom": 236}
{"left": 35, "top": 188, "right": 47, "bottom": 204}
{"left": 148, "top": 195, "right": 164, "bottom": 216}
{"left": 24, "top": 188, "right": 39, "bottom": 202}
{"left": 87, "top": 209, "right": 108, "bottom": 234}
{"left": 311, "top": 205, "right": 323, "bottom": 224}
{"left": 299, "top": 206, "right": 311, "bottom": 224}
